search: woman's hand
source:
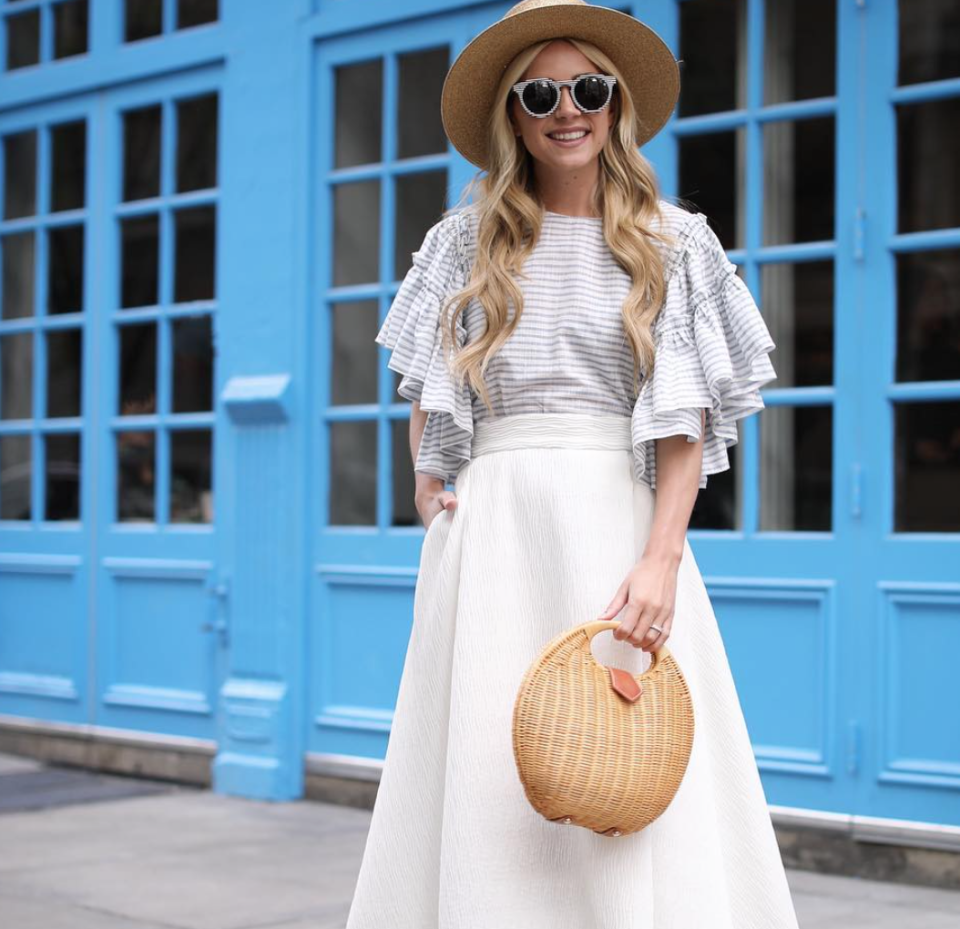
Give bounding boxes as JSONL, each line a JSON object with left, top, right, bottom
{"left": 595, "top": 552, "right": 680, "bottom": 652}
{"left": 415, "top": 473, "right": 458, "bottom": 530}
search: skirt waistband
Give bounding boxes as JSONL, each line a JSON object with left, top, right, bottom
{"left": 471, "top": 412, "right": 633, "bottom": 456}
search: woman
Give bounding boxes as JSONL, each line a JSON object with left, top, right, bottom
{"left": 346, "top": 2, "right": 801, "bottom": 927}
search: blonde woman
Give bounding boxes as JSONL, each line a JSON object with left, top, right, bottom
{"left": 346, "top": 2, "right": 800, "bottom": 927}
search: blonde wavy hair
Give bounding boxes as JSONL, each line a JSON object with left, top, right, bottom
{"left": 438, "top": 37, "right": 678, "bottom": 413}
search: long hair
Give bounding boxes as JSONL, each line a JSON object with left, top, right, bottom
{"left": 439, "top": 37, "right": 678, "bottom": 413}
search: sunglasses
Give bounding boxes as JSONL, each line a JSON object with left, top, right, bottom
{"left": 510, "top": 73, "right": 618, "bottom": 118}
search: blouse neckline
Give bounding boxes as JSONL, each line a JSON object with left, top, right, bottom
{"left": 543, "top": 210, "right": 603, "bottom": 222}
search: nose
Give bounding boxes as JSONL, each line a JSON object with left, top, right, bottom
{"left": 556, "top": 84, "right": 579, "bottom": 116}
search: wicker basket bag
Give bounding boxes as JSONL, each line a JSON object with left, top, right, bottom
{"left": 511, "top": 619, "right": 695, "bottom": 837}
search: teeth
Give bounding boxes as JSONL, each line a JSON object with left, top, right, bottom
{"left": 549, "top": 130, "right": 587, "bottom": 140}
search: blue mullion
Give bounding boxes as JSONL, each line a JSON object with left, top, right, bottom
{"left": 890, "top": 229, "right": 960, "bottom": 253}
{"left": 163, "top": 0, "right": 176, "bottom": 34}
{"left": 40, "top": 0, "right": 53, "bottom": 66}
{"left": 156, "top": 97, "right": 175, "bottom": 525}
{"left": 891, "top": 75, "right": 960, "bottom": 105}
{"left": 36, "top": 117, "right": 53, "bottom": 523}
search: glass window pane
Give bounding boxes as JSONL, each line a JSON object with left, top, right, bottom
{"left": 6, "top": 10, "right": 40, "bottom": 71}
{"left": 763, "top": 117, "right": 835, "bottom": 245}
{"left": 177, "top": 0, "right": 218, "bottom": 29}
{"left": 46, "top": 328, "right": 82, "bottom": 418}
{"left": 896, "top": 250, "right": 960, "bottom": 383}
{"left": 394, "top": 172, "right": 448, "bottom": 280}
{"left": 764, "top": 0, "right": 836, "bottom": 105}
{"left": 45, "top": 432, "right": 80, "bottom": 520}
{"left": 1, "top": 332, "right": 32, "bottom": 420}
{"left": 53, "top": 0, "right": 88, "bottom": 59}
{"left": 117, "top": 430, "right": 155, "bottom": 522}
{"left": 0, "top": 434, "right": 31, "bottom": 520}
{"left": 170, "top": 429, "right": 212, "bottom": 523}
{"left": 2, "top": 232, "right": 36, "bottom": 319}
{"left": 333, "top": 182, "right": 379, "bottom": 287}
{"left": 895, "top": 401, "right": 960, "bottom": 532}
{"left": 678, "top": 129, "right": 745, "bottom": 251}
{"left": 760, "top": 406, "right": 832, "bottom": 531}
{"left": 172, "top": 315, "right": 213, "bottom": 412}
{"left": 176, "top": 93, "right": 218, "bottom": 192}
{"left": 329, "top": 420, "right": 376, "bottom": 526}
{"left": 899, "top": 0, "right": 960, "bottom": 86}
{"left": 332, "top": 300, "right": 378, "bottom": 406}
{"left": 125, "top": 0, "right": 162, "bottom": 42}
{"left": 120, "top": 215, "right": 159, "bottom": 309}
{"left": 688, "top": 451, "right": 739, "bottom": 531}
{"left": 48, "top": 225, "right": 84, "bottom": 314}
{"left": 118, "top": 324, "right": 156, "bottom": 415}
{"left": 123, "top": 105, "right": 161, "bottom": 201}
{"left": 391, "top": 416, "right": 419, "bottom": 528}
{"left": 174, "top": 206, "right": 216, "bottom": 302}
{"left": 51, "top": 120, "right": 86, "bottom": 212}
{"left": 761, "top": 261, "right": 834, "bottom": 388}
{"left": 897, "top": 97, "right": 960, "bottom": 234}
{"left": 335, "top": 60, "right": 382, "bottom": 169}
{"left": 4, "top": 130, "right": 37, "bottom": 219}
{"left": 678, "top": 0, "right": 746, "bottom": 117}
{"left": 397, "top": 47, "right": 449, "bottom": 159}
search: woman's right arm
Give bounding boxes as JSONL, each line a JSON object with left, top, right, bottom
{"left": 411, "top": 399, "right": 459, "bottom": 529}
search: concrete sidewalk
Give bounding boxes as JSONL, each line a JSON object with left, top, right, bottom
{"left": 2, "top": 753, "right": 959, "bottom": 929}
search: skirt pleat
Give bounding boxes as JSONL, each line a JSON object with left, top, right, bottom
{"left": 345, "top": 413, "right": 800, "bottom": 929}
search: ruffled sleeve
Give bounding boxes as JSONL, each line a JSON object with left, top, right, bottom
{"left": 631, "top": 212, "right": 777, "bottom": 490}
{"left": 375, "top": 210, "right": 473, "bottom": 484}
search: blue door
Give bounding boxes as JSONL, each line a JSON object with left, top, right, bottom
{"left": 0, "top": 2, "right": 225, "bottom": 743}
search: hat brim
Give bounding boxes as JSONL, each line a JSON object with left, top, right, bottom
{"left": 441, "top": 5, "right": 680, "bottom": 170}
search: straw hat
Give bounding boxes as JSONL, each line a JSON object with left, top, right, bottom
{"left": 441, "top": 0, "right": 680, "bottom": 170}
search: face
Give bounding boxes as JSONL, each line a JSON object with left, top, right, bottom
{"left": 509, "top": 40, "right": 618, "bottom": 172}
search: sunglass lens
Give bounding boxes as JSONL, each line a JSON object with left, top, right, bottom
{"left": 522, "top": 80, "right": 559, "bottom": 115}
{"left": 574, "top": 76, "right": 610, "bottom": 111}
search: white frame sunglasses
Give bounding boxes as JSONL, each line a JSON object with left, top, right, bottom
{"left": 510, "top": 73, "right": 618, "bottom": 119}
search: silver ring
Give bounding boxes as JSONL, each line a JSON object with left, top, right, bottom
{"left": 649, "top": 623, "right": 663, "bottom": 634}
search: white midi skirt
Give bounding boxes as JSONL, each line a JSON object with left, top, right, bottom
{"left": 345, "top": 412, "right": 801, "bottom": 929}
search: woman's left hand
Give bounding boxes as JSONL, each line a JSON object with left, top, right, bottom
{"left": 596, "top": 553, "right": 679, "bottom": 652}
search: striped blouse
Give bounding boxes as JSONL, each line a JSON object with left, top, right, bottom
{"left": 375, "top": 199, "right": 777, "bottom": 490}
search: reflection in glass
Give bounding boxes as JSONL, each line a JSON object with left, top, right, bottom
{"left": 764, "top": 0, "right": 835, "bottom": 105}
{"left": 763, "top": 117, "right": 835, "bottom": 245}
{"left": 4, "top": 130, "right": 37, "bottom": 219}
{"left": 6, "top": 10, "right": 39, "bottom": 70}
{"left": 895, "top": 401, "right": 960, "bottom": 532}
{"left": 123, "top": 105, "right": 161, "bottom": 201}
{"left": 117, "top": 430, "right": 155, "bottom": 522}
{"left": 329, "top": 420, "right": 376, "bottom": 526}
{"left": 395, "top": 172, "right": 448, "bottom": 280}
{"left": 678, "top": 130, "right": 744, "bottom": 251}
{"left": 51, "top": 121, "right": 86, "bottom": 212}
{"left": 898, "top": 97, "right": 960, "bottom": 234}
{"left": 761, "top": 261, "right": 834, "bottom": 388}
{"left": 174, "top": 206, "right": 216, "bottom": 302}
{"left": 176, "top": 94, "right": 218, "bottom": 192}
{"left": 53, "top": 0, "right": 88, "bottom": 59}
{"left": 397, "top": 47, "right": 449, "bottom": 159}
{"left": 760, "top": 406, "right": 832, "bottom": 531}
{"left": 391, "top": 417, "right": 419, "bottom": 528}
{"left": 118, "top": 324, "right": 157, "bottom": 415}
{"left": 172, "top": 315, "right": 213, "bottom": 412}
{"left": 1, "top": 332, "right": 32, "bottom": 420}
{"left": 335, "top": 60, "right": 382, "bottom": 169}
{"left": 332, "top": 301, "right": 378, "bottom": 406}
{"left": 177, "top": 0, "right": 218, "bottom": 29}
{"left": 896, "top": 250, "right": 960, "bottom": 384}
{"left": 0, "top": 435, "right": 31, "bottom": 520}
{"left": 125, "top": 0, "right": 162, "bottom": 42}
{"left": 45, "top": 433, "right": 80, "bottom": 520}
{"left": 48, "top": 225, "right": 84, "bottom": 314}
{"left": 2, "top": 232, "right": 35, "bottom": 319}
{"left": 899, "top": 0, "right": 960, "bottom": 86}
{"left": 333, "top": 182, "right": 379, "bottom": 287}
{"left": 171, "top": 429, "right": 212, "bottom": 523}
{"left": 678, "top": 0, "right": 745, "bottom": 117}
{"left": 120, "top": 214, "right": 159, "bottom": 308}
{"left": 689, "top": 453, "right": 738, "bottom": 531}
{"left": 46, "top": 329, "right": 82, "bottom": 418}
